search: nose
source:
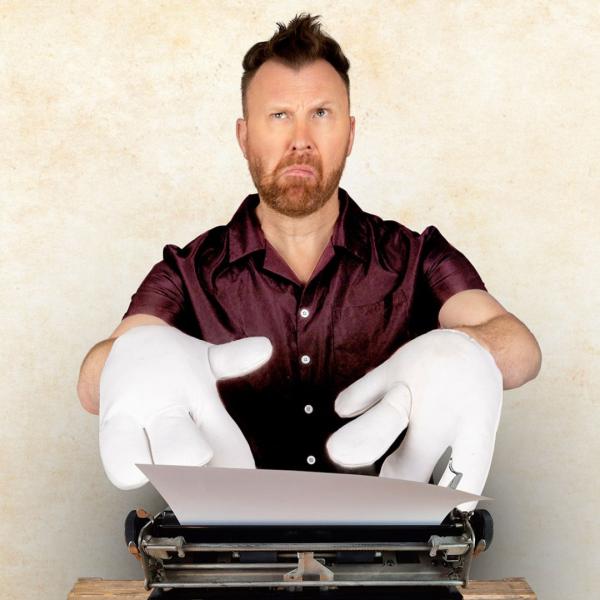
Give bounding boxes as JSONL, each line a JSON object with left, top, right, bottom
{"left": 291, "top": 118, "right": 313, "bottom": 152}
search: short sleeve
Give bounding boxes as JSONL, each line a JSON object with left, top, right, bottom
{"left": 123, "top": 244, "right": 187, "bottom": 327}
{"left": 421, "top": 226, "right": 486, "bottom": 306}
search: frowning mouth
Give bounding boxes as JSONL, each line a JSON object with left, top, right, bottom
{"left": 282, "top": 165, "right": 316, "bottom": 178}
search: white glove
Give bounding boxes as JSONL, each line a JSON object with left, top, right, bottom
{"left": 326, "top": 329, "right": 502, "bottom": 507}
{"left": 99, "top": 325, "right": 272, "bottom": 490}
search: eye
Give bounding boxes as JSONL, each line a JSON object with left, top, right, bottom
{"left": 315, "top": 108, "right": 328, "bottom": 118}
{"left": 271, "top": 112, "right": 287, "bottom": 120}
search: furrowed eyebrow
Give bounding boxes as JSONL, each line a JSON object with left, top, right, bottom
{"left": 267, "top": 100, "right": 336, "bottom": 111}
{"left": 312, "top": 100, "right": 335, "bottom": 108}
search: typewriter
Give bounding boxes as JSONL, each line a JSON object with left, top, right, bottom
{"left": 124, "top": 505, "right": 493, "bottom": 599}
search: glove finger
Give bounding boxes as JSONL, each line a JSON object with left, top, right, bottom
{"left": 209, "top": 337, "right": 272, "bottom": 380}
{"left": 145, "top": 406, "right": 214, "bottom": 466}
{"left": 334, "top": 357, "right": 403, "bottom": 418}
{"left": 99, "top": 413, "right": 151, "bottom": 490}
{"left": 327, "top": 383, "right": 411, "bottom": 468}
{"left": 379, "top": 426, "right": 452, "bottom": 483}
{"left": 439, "top": 382, "right": 502, "bottom": 510}
{"left": 437, "top": 429, "right": 497, "bottom": 512}
{"left": 192, "top": 391, "right": 256, "bottom": 468}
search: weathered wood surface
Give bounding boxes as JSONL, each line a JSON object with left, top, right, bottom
{"left": 461, "top": 578, "right": 536, "bottom": 599}
{"left": 68, "top": 577, "right": 536, "bottom": 599}
{"left": 67, "top": 578, "right": 149, "bottom": 599}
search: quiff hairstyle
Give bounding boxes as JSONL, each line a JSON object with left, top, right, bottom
{"left": 241, "top": 13, "right": 350, "bottom": 117}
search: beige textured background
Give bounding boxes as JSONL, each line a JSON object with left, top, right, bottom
{"left": 2, "top": 1, "right": 599, "bottom": 598}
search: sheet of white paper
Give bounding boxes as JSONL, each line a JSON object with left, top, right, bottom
{"left": 137, "top": 465, "right": 486, "bottom": 526}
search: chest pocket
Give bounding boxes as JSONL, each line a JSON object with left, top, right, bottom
{"left": 332, "top": 288, "right": 411, "bottom": 391}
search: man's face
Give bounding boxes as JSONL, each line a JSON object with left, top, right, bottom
{"left": 237, "top": 58, "right": 355, "bottom": 217}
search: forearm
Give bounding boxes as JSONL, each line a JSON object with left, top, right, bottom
{"left": 452, "top": 313, "right": 542, "bottom": 390}
{"left": 77, "top": 338, "right": 116, "bottom": 415}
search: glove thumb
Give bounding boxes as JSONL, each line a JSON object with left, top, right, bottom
{"left": 208, "top": 336, "right": 272, "bottom": 380}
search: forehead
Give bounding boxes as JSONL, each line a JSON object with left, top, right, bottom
{"left": 246, "top": 58, "right": 348, "bottom": 110}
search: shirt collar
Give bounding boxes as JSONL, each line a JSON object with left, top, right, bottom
{"left": 331, "top": 188, "right": 369, "bottom": 262}
{"left": 227, "top": 194, "right": 266, "bottom": 263}
{"left": 227, "top": 188, "right": 368, "bottom": 264}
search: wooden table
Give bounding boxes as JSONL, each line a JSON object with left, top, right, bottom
{"left": 68, "top": 578, "right": 536, "bottom": 599}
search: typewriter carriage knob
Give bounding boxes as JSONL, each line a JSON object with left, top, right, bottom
{"left": 124, "top": 508, "right": 151, "bottom": 560}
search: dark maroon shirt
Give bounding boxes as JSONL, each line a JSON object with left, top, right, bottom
{"left": 124, "top": 188, "right": 486, "bottom": 474}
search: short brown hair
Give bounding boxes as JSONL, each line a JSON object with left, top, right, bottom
{"left": 241, "top": 13, "right": 350, "bottom": 117}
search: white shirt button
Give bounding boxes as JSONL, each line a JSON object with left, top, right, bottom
{"left": 306, "top": 455, "right": 316, "bottom": 465}
{"left": 299, "top": 308, "right": 310, "bottom": 318}
{"left": 304, "top": 404, "right": 313, "bottom": 414}
{"left": 300, "top": 354, "right": 311, "bottom": 365}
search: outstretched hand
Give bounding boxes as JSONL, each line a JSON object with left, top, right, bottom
{"left": 99, "top": 326, "right": 272, "bottom": 490}
{"left": 327, "top": 329, "right": 502, "bottom": 508}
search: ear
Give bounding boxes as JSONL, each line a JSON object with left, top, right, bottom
{"left": 236, "top": 118, "right": 248, "bottom": 159}
{"left": 346, "top": 116, "right": 356, "bottom": 157}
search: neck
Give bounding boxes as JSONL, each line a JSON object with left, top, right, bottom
{"left": 256, "top": 190, "right": 340, "bottom": 283}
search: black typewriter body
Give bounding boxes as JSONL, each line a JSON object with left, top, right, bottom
{"left": 125, "top": 508, "right": 493, "bottom": 599}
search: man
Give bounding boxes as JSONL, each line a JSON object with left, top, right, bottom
{"left": 78, "top": 14, "right": 541, "bottom": 492}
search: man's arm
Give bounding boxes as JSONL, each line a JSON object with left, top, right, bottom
{"left": 438, "top": 289, "right": 542, "bottom": 390}
{"left": 77, "top": 314, "right": 169, "bottom": 415}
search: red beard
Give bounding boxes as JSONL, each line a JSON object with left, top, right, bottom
{"left": 247, "top": 153, "right": 347, "bottom": 217}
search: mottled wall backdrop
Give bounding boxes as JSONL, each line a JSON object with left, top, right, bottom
{"left": 2, "top": 2, "right": 598, "bottom": 599}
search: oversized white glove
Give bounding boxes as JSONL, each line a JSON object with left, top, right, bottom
{"left": 326, "top": 329, "right": 502, "bottom": 508}
{"left": 99, "top": 325, "right": 272, "bottom": 490}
